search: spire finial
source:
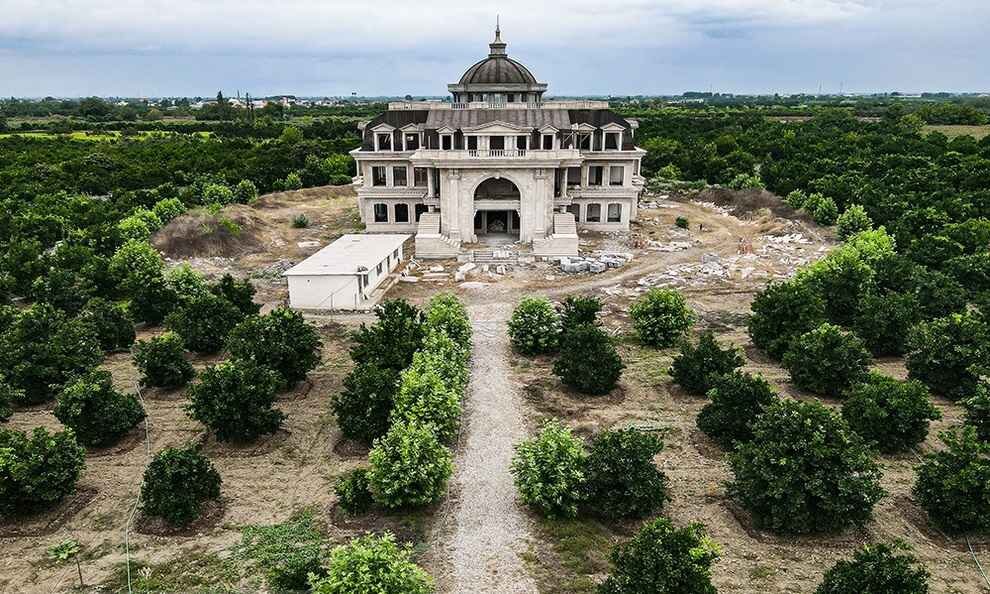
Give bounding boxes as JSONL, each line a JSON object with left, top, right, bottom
{"left": 495, "top": 15, "right": 501, "bottom": 41}
{"left": 489, "top": 16, "right": 507, "bottom": 56}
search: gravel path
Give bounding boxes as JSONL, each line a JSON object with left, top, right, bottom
{"left": 435, "top": 302, "right": 539, "bottom": 594}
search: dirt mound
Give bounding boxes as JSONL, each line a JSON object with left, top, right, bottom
{"left": 697, "top": 187, "right": 811, "bottom": 221}
{"left": 153, "top": 205, "right": 269, "bottom": 258}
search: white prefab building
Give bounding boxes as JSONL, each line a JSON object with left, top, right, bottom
{"left": 284, "top": 234, "right": 409, "bottom": 310}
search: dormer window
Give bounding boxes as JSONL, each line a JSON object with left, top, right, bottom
{"left": 441, "top": 134, "right": 453, "bottom": 150}
{"left": 578, "top": 133, "right": 592, "bottom": 150}
{"left": 403, "top": 133, "right": 419, "bottom": 151}
{"left": 541, "top": 134, "right": 554, "bottom": 150}
{"left": 605, "top": 132, "right": 620, "bottom": 150}
{"left": 375, "top": 132, "right": 392, "bottom": 151}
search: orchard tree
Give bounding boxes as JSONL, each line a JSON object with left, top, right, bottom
{"left": 912, "top": 427, "right": 990, "bottom": 534}
{"left": 78, "top": 297, "right": 136, "bottom": 352}
{"left": 669, "top": 331, "right": 744, "bottom": 395}
{"left": 841, "top": 373, "right": 941, "bottom": 453}
{"left": 350, "top": 300, "right": 424, "bottom": 371}
{"left": 728, "top": 399, "right": 885, "bottom": 533}
{"left": 423, "top": 292, "right": 471, "bottom": 350}
{"left": 0, "top": 303, "right": 102, "bottom": 404}
{"left": 783, "top": 323, "right": 871, "bottom": 397}
{"left": 747, "top": 279, "right": 827, "bottom": 359}
{"left": 0, "top": 427, "right": 86, "bottom": 516}
{"left": 331, "top": 363, "right": 399, "bottom": 444}
{"left": 309, "top": 533, "right": 433, "bottom": 594}
{"left": 836, "top": 204, "right": 873, "bottom": 240}
{"left": 963, "top": 384, "right": 990, "bottom": 441}
{"left": 598, "top": 517, "right": 720, "bottom": 594}
{"left": 630, "top": 288, "right": 695, "bottom": 348}
{"left": 140, "top": 446, "right": 221, "bottom": 526}
{"left": 906, "top": 312, "right": 989, "bottom": 401}
{"left": 187, "top": 360, "right": 284, "bottom": 442}
{"left": 390, "top": 366, "right": 461, "bottom": 444}
{"left": 696, "top": 371, "right": 779, "bottom": 449}
{"left": 815, "top": 542, "right": 930, "bottom": 594}
{"left": 227, "top": 307, "right": 322, "bottom": 386}
{"left": 511, "top": 420, "right": 587, "bottom": 518}
{"left": 553, "top": 324, "right": 624, "bottom": 395}
{"left": 133, "top": 332, "right": 195, "bottom": 388}
{"left": 367, "top": 420, "right": 452, "bottom": 509}
{"left": 54, "top": 370, "right": 145, "bottom": 447}
{"left": 210, "top": 274, "right": 260, "bottom": 317}
{"left": 165, "top": 293, "right": 244, "bottom": 354}
{"left": 508, "top": 296, "right": 561, "bottom": 355}
{"left": 852, "top": 291, "right": 922, "bottom": 356}
{"left": 558, "top": 295, "right": 602, "bottom": 332}
{"left": 583, "top": 428, "right": 669, "bottom": 519}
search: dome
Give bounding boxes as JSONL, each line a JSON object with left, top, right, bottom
{"left": 456, "top": 25, "right": 540, "bottom": 87}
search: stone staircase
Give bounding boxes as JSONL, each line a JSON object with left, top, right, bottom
{"left": 472, "top": 248, "right": 518, "bottom": 264}
{"left": 414, "top": 213, "right": 460, "bottom": 259}
{"left": 533, "top": 213, "right": 579, "bottom": 257}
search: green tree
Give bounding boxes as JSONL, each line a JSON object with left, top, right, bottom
{"left": 390, "top": 365, "right": 461, "bottom": 444}
{"left": 508, "top": 296, "right": 561, "bottom": 355}
{"left": 140, "top": 446, "right": 221, "bottom": 526}
{"left": 367, "top": 420, "right": 452, "bottom": 509}
{"left": 841, "top": 373, "right": 941, "bottom": 453}
{"left": 783, "top": 323, "right": 871, "bottom": 397}
{"left": 748, "top": 279, "right": 827, "bottom": 359}
{"left": 510, "top": 420, "right": 587, "bottom": 519}
{"left": 669, "top": 331, "right": 744, "bottom": 395}
{"left": 852, "top": 291, "right": 922, "bottom": 356}
{"left": 815, "top": 542, "right": 929, "bottom": 594}
{"left": 331, "top": 363, "right": 399, "bottom": 444}
{"left": 165, "top": 293, "right": 243, "bottom": 354}
{"left": 630, "top": 288, "right": 695, "bottom": 348}
{"left": 696, "top": 371, "right": 779, "bottom": 449}
{"left": 558, "top": 295, "right": 602, "bottom": 332}
{"left": 227, "top": 307, "right": 322, "bottom": 386}
{"left": 309, "top": 533, "right": 433, "bottom": 594}
{"left": 210, "top": 274, "right": 260, "bottom": 317}
{"left": 963, "top": 384, "right": 990, "bottom": 441}
{"left": 836, "top": 204, "right": 873, "bottom": 240}
{"left": 728, "top": 399, "right": 885, "bottom": 534}
{"left": 0, "top": 427, "right": 86, "bottom": 516}
{"left": 906, "top": 312, "right": 989, "bottom": 401}
{"left": 583, "top": 428, "right": 669, "bottom": 519}
{"left": 598, "top": 517, "right": 719, "bottom": 594}
{"left": 553, "top": 324, "right": 624, "bottom": 395}
{"left": 912, "top": 427, "right": 990, "bottom": 534}
{"left": 133, "top": 332, "right": 195, "bottom": 388}
{"left": 187, "top": 360, "right": 284, "bottom": 442}
{"left": 350, "top": 300, "right": 424, "bottom": 371}
{"left": 78, "top": 297, "right": 136, "bottom": 352}
{"left": 54, "top": 370, "right": 145, "bottom": 447}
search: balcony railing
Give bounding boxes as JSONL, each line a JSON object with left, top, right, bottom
{"left": 410, "top": 148, "right": 582, "bottom": 162}
{"left": 388, "top": 100, "right": 609, "bottom": 111}
{"left": 468, "top": 149, "right": 527, "bottom": 157}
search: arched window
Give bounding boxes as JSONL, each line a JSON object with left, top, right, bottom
{"left": 373, "top": 203, "right": 388, "bottom": 223}
{"left": 394, "top": 203, "right": 410, "bottom": 223}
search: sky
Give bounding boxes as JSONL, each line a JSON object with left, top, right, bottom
{"left": 0, "top": 0, "right": 987, "bottom": 98}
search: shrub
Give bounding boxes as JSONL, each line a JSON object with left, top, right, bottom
{"left": 806, "top": 192, "right": 839, "bottom": 225}
{"left": 332, "top": 363, "right": 399, "bottom": 444}
{"left": 367, "top": 420, "right": 452, "bottom": 509}
{"left": 116, "top": 215, "right": 153, "bottom": 242}
{"left": 424, "top": 293, "right": 471, "bottom": 349}
{"left": 414, "top": 330, "right": 469, "bottom": 393}
{"left": 0, "top": 303, "right": 102, "bottom": 404}
{"left": 852, "top": 291, "right": 922, "bottom": 356}
{"left": 329, "top": 174, "right": 352, "bottom": 186}
{"left": 912, "top": 268, "right": 968, "bottom": 319}
{"left": 0, "top": 427, "right": 86, "bottom": 516}
{"left": 598, "top": 517, "right": 719, "bottom": 594}
{"left": 133, "top": 332, "right": 195, "bottom": 388}
{"left": 0, "top": 378, "right": 16, "bottom": 421}
{"left": 128, "top": 274, "right": 180, "bottom": 325}
{"left": 912, "top": 426, "right": 990, "bottom": 534}
{"left": 140, "top": 446, "right": 221, "bottom": 526}
{"left": 836, "top": 204, "right": 873, "bottom": 240}
{"left": 584, "top": 428, "right": 669, "bottom": 519}
{"left": 783, "top": 323, "right": 871, "bottom": 397}
{"left": 78, "top": 297, "right": 136, "bottom": 352}
{"left": 309, "top": 533, "right": 433, "bottom": 594}
{"left": 727, "top": 172, "right": 765, "bottom": 190}
{"left": 284, "top": 172, "right": 304, "bottom": 190}
{"left": 747, "top": 278, "right": 827, "bottom": 359}
{"left": 815, "top": 542, "right": 930, "bottom": 594}
{"left": 675, "top": 216, "right": 689, "bottom": 229}
{"left": 227, "top": 307, "right": 322, "bottom": 386}
{"left": 187, "top": 360, "right": 284, "bottom": 442}
{"left": 291, "top": 213, "right": 309, "bottom": 228}
{"left": 165, "top": 293, "right": 244, "bottom": 354}
{"left": 390, "top": 366, "right": 461, "bottom": 443}
{"left": 152, "top": 197, "right": 186, "bottom": 224}
{"left": 798, "top": 248, "right": 875, "bottom": 326}
{"left": 558, "top": 295, "right": 602, "bottom": 332}
{"left": 728, "top": 399, "right": 885, "bottom": 533}
{"left": 510, "top": 420, "right": 587, "bottom": 518}
{"left": 963, "top": 384, "right": 990, "bottom": 441}
{"left": 350, "top": 300, "right": 424, "bottom": 372}
{"left": 841, "top": 373, "right": 940, "bottom": 453}
{"left": 164, "top": 263, "right": 210, "bottom": 303}
{"left": 335, "top": 468, "right": 374, "bottom": 514}
{"left": 508, "top": 296, "right": 560, "bottom": 355}
{"left": 238, "top": 511, "right": 326, "bottom": 592}
{"left": 946, "top": 252, "right": 990, "bottom": 297}
{"left": 669, "top": 331, "right": 744, "bottom": 395}
{"left": 234, "top": 179, "right": 258, "bottom": 204}
{"left": 696, "top": 371, "right": 779, "bottom": 449}
{"left": 202, "top": 183, "right": 235, "bottom": 205}
{"left": 785, "top": 189, "right": 809, "bottom": 209}
{"left": 553, "top": 324, "right": 624, "bottom": 395}
{"left": 906, "top": 312, "right": 989, "bottom": 401}
{"left": 54, "top": 370, "right": 145, "bottom": 447}
{"left": 210, "top": 274, "right": 260, "bottom": 317}
{"left": 630, "top": 288, "right": 695, "bottom": 348}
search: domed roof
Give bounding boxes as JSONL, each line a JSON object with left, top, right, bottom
{"left": 457, "top": 26, "right": 539, "bottom": 86}
{"left": 459, "top": 56, "right": 537, "bottom": 85}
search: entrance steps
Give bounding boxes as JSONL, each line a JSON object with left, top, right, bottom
{"left": 415, "top": 213, "right": 459, "bottom": 259}
{"left": 472, "top": 248, "right": 517, "bottom": 264}
{"left": 533, "top": 213, "right": 579, "bottom": 257}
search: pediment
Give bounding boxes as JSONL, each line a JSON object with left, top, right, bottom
{"left": 600, "top": 122, "right": 626, "bottom": 131}
{"left": 436, "top": 125, "right": 457, "bottom": 134}
{"left": 462, "top": 120, "right": 532, "bottom": 134}
{"left": 572, "top": 122, "right": 596, "bottom": 132}
{"left": 399, "top": 123, "right": 421, "bottom": 132}
{"left": 370, "top": 122, "right": 395, "bottom": 132}
{"left": 538, "top": 124, "right": 559, "bottom": 133}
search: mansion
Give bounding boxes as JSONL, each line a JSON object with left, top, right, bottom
{"left": 351, "top": 27, "right": 646, "bottom": 258}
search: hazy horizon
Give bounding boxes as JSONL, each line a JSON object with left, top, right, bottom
{"left": 2, "top": 0, "right": 988, "bottom": 98}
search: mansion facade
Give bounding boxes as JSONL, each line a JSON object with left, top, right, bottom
{"left": 351, "top": 27, "right": 646, "bottom": 258}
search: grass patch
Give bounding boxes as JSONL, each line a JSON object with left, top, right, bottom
{"left": 923, "top": 124, "right": 990, "bottom": 140}
{"left": 99, "top": 547, "right": 240, "bottom": 593}
{"left": 618, "top": 342, "right": 674, "bottom": 388}
{"left": 524, "top": 517, "right": 614, "bottom": 594}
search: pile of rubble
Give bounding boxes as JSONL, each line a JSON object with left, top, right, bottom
{"left": 559, "top": 252, "right": 632, "bottom": 274}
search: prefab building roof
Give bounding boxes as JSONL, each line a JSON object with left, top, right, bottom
{"left": 283, "top": 234, "right": 410, "bottom": 277}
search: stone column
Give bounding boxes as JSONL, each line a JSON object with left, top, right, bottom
{"left": 427, "top": 167, "right": 435, "bottom": 198}
{"left": 561, "top": 167, "right": 568, "bottom": 198}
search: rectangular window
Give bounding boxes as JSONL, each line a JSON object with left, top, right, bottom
{"left": 393, "top": 249, "right": 399, "bottom": 259}
{"left": 415, "top": 204, "right": 429, "bottom": 221}
{"left": 605, "top": 132, "right": 620, "bottom": 150}
{"left": 610, "top": 166, "right": 624, "bottom": 186}
{"left": 566, "top": 166, "right": 581, "bottom": 186}
{"left": 542, "top": 134, "right": 554, "bottom": 150}
{"left": 404, "top": 133, "right": 419, "bottom": 151}
{"left": 467, "top": 136, "right": 478, "bottom": 150}
{"left": 441, "top": 135, "right": 452, "bottom": 150}
{"left": 373, "top": 203, "right": 388, "bottom": 222}
{"left": 394, "top": 203, "right": 409, "bottom": 223}
{"left": 392, "top": 166, "right": 407, "bottom": 187}
{"left": 376, "top": 133, "right": 391, "bottom": 151}
{"left": 607, "top": 203, "right": 622, "bottom": 223}
{"left": 589, "top": 166, "right": 604, "bottom": 186}
{"left": 517, "top": 135, "right": 527, "bottom": 150}
{"left": 586, "top": 204, "right": 602, "bottom": 223}
{"left": 376, "top": 262, "right": 383, "bottom": 274}
{"left": 414, "top": 167, "right": 428, "bottom": 187}
{"left": 578, "top": 133, "right": 592, "bottom": 150}
{"left": 372, "top": 166, "right": 387, "bottom": 187}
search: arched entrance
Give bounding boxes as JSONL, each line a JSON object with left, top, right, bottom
{"left": 473, "top": 177, "right": 521, "bottom": 242}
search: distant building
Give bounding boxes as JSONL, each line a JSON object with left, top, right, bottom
{"left": 350, "top": 26, "right": 646, "bottom": 258}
